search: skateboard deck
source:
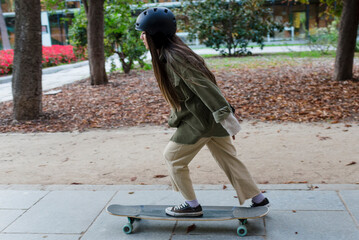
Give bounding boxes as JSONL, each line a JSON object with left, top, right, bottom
{"left": 107, "top": 204, "right": 269, "bottom": 237}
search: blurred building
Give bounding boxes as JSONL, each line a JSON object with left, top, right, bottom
{"left": 0, "top": 0, "right": 337, "bottom": 49}
{"left": 0, "top": 0, "right": 80, "bottom": 49}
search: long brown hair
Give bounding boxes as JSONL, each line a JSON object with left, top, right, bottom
{"left": 146, "top": 32, "right": 217, "bottom": 111}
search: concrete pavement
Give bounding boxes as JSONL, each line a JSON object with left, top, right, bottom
{"left": 0, "top": 184, "right": 358, "bottom": 240}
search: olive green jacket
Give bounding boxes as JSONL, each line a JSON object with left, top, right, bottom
{"left": 165, "top": 55, "right": 232, "bottom": 144}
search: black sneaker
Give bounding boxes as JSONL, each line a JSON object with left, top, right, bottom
{"left": 165, "top": 202, "right": 203, "bottom": 217}
{"left": 251, "top": 197, "right": 270, "bottom": 208}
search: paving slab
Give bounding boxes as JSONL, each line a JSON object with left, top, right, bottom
{"left": 193, "top": 190, "right": 252, "bottom": 207}
{"left": 3, "top": 191, "right": 115, "bottom": 234}
{"left": 0, "top": 210, "right": 24, "bottom": 232}
{"left": 0, "top": 234, "right": 81, "bottom": 240}
{"left": 0, "top": 191, "right": 48, "bottom": 209}
{"left": 0, "top": 184, "right": 172, "bottom": 191}
{"left": 313, "top": 184, "right": 359, "bottom": 191}
{"left": 83, "top": 190, "right": 263, "bottom": 239}
{"left": 193, "top": 184, "right": 309, "bottom": 191}
{"left": 266, "top": 211, "right": 359, "bottom": 240}
{"left": 81, "top": 190, "right": 179, "bottom": 240}
{"left": 257, "top": 184, "right": 309, "bottom": 190}
{"left": 110, "top": 190, "right": 181, "bottom": 205}
{"left": 81, "top": 211, "right": 175, "bottom": 240}
{"left": 172, "top": 235, "right": 265, "bottom": 240}
{"left": 339, "top": 190, "right": 359, "bottom": 226}
{"left": 173, "top": 218, "right": 265, "bottom": 238}
{"left": 264, "top": 190, "right": 345, "bottom": 210}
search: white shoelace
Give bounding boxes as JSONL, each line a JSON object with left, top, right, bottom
{"left": 174, "top": 203, "right": 188, "bottom": 210}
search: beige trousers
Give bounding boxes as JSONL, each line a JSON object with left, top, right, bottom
{"left": 163, "top": 136, "right": 261, "bottom": 205}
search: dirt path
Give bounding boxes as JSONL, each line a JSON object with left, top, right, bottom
{"left": 1, "top": 121, "right": 358, "bottom": 185}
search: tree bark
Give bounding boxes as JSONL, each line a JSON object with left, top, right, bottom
{"left": 334, "top": 0, "right": 359, "bottom": 81}
{"left": 0, "top": 3, "right": 11, "bottom": 50}
{"left": 87, "top": 0, "right": 108, "bottom": 85}
{"left": 12, "top": 0, "right": 42, "bottom": 120}
{"left": 81, "top": 0, "right": 89, "bottom": 15}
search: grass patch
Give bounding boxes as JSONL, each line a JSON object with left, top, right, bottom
{"left": 201, "top": 51, "right": 337, "bottom": 59}
{"left": 201, "top": 51, "right": 339, "bottom": 70}
{"left": 205, "top": 54, "right": 334, "bottom": 70}
{"left": 261, "top": 50, "right": 337, "bottom": 58}
{"left": 191, "top": 43, "right": 306, "bottom": 50}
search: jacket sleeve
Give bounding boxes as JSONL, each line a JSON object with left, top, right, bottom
{"left": 169, "top": 60, "right": 232, "bottom": 123}
{"left": 220, "top": 112, "right": 241, "bottom": 135}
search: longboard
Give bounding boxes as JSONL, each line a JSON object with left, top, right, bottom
{"left": 106, "top": 204, "right": 269, "bottom": 237}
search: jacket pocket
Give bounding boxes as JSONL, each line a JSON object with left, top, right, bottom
{"left": 168, "top": 110, "right": 181, "bottom": 128}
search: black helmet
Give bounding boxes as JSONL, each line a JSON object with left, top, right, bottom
{"left": 135, "top": 7, "right": 177, "bottom": 36}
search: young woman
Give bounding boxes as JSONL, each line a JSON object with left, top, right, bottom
{"left": 135, "top": 7, "right": 269, "bottom": 217}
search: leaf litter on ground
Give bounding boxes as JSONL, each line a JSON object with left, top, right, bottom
{"left": 0, "top": 57, "right": 358, "bottom": 133}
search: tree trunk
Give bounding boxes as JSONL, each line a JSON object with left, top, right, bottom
{"left": 334, "top": 0, "right": 359, "bottom": 81}
{"left": 87, "top": 0, "right": 108, "bottom": 85}
{"left": 12, "top": 0, "right": 42, "bottom": 120}
{"left": 0, "top": 3, "right": 11, "bottom": 50}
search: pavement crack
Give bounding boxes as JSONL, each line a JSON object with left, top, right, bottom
{"left": 169, "top": 220, "right": 178, "bottom": 240}
{"left": 337, "top": 191, "right": 359, "bottom": 229}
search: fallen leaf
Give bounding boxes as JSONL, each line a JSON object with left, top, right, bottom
{"left": 346, "top": 161, "right": 356, "bottom": 166}
{"left": 186, "top": 224, "right": 196, "bottom": 233}
{"left": 292, "top": 210, "right": 297, "bottom": 213}
{"left": 154, "top": 175, "right": 168, "bottom": 178}
{"left": 309, "top": 185, "right": 319, "bottom": 190}
{"left": 71, "top": 182, "right": 83, "bottom": 185}
{"left": 131, "top": 177, "right": 137, "bottom": 181}
{"left": 223, "top": 185, "right": 227, "bottom": 190}
{"left": 261, "top": 190, "right": 267, "bottom": 193}
{"left": 128, "top": 192, "right": 134, "bottom": 194}
{"left": 285, "top": 181, "right": 308, "bottom": 184}
{"left": 316, "top": 135, "right": 331, "bottom": 141}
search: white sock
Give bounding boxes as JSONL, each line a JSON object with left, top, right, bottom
{"left": 252, "top": 193, "right": 266, "bottom": 204}
{"left": 185, "top": 199, "right": 200, "bottom": 208}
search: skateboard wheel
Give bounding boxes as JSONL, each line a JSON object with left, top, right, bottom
{"left": 123, "top": 224, "right": 133, "bottom": 234}
{"left": 237, "top": 225, "right": 247, "bottom": 237}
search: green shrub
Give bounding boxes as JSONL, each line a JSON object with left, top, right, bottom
{"left": 68, "top": 7, "right": 88, "bottom": 60}
{"left": 307, "top": 18, "right": 339, "bottom": 54}
{"left": 68, "top": 1, "right": 147, "bottom": 74}
{"left": 178, "top": 0, "right": 284, "bottom": 56}
{"left": 103, "top": 1, "right": 147, "bottom": 74}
